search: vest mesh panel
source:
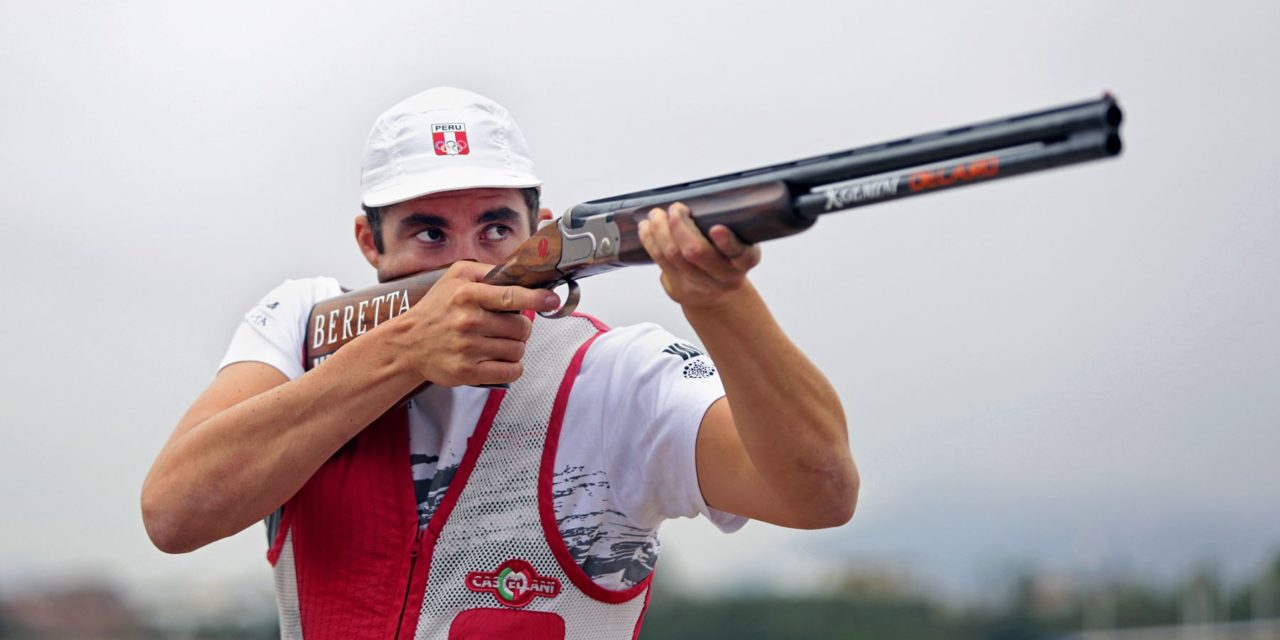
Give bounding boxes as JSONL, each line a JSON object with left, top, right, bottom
{"left": 415, "top": 315, "right": 648, "bottom": 639}
{"left": 273, "top": 530, "right": 304, "bottom": 640}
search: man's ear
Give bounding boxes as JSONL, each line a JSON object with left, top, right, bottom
{"left": 354, "top": 214, "right": 381, "bottom": 268}
{"left": 536, "top": 207, "right": 554, "bottom": 229}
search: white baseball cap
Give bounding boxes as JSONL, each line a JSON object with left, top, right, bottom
{"left": 360, "top": 87, "right": 541, "bottom": 208}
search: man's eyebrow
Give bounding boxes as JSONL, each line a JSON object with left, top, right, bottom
{"left": 477, "top": 207, "right": 521, "bottom": 224}
{"left": 399, "top": 213, "right": 449, "bottom": 230}
{"left": 397, "top": 207, "right": 522, "bottom": 232}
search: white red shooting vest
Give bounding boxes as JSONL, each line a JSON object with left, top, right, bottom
{"left": 267, "top": 314, "right": 653, "bottom": 639}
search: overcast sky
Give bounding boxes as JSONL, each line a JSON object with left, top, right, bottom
{"left": 1, "top": 0, "right": 1277, "bottom": 605}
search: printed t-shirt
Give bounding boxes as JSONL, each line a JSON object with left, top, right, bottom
{"left": 219, "top": 277, "right": 746, "bottom": 590}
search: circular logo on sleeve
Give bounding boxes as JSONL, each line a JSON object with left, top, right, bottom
{"left": 683, "top": 360, "right": 716, "bottom": 379}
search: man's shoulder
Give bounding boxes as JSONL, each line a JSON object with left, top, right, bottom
{"left": 235, "top": 276, "right": 345, "bottom": 339}
{"left": 220, "top": 276, "right": 346, "bottom": 379}
{"left": 586, "top": 321, "right": 701, "bottom": 359}
{"left": 577, "top": 321, "right": 716, "bottom": 388}
{"left": 255, "top": 276, "right": 345, "bottom": 307}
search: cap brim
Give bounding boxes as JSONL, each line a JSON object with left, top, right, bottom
{"left": 363, "top": 167, "right": 542, "bottom": 208}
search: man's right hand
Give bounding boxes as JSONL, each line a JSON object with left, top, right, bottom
{"left": 392, "top": 261, "right": 561, "bottom": 387}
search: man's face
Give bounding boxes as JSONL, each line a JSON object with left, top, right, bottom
{"left": 357, "top": 188, "right": 535, "bottom": 282}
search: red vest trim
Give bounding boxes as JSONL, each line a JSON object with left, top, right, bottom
{"left": 395, "top": 389, "right": 505, "bottom": 639}
{"left": 536, "top": 319, "right": 655, "bottom": 605}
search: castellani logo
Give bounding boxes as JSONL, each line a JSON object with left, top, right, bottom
{"left": 465, "top": 559, "right": 561, "bottom": 608}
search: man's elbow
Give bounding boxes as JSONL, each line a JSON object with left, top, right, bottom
{"left": 796, "top": 460, "right": 859, "bottom": 529}
{"left": 826, "top": 474, "right": 859, "bottom": 527}
{"left": 141, "top": 487, "right": 207, "bottom": 555}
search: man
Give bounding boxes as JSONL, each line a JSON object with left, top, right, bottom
{"left": 142, "top": 87, "right": 858, "bottom": 639}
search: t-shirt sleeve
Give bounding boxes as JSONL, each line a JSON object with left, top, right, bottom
{"left": 218, "top": 278, "right": 342, "bottom": 381}
{"left": 581, "top": 322, "right": 748, "bottom": 533}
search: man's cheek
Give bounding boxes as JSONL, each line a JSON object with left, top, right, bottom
{"left": 498, "top": 238, "right": 527, "bottom": 257}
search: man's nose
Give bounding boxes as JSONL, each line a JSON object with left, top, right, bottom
{"left": 447, "top": 237, "right": 484, "bottom": 265}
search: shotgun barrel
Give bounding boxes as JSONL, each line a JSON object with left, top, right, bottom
{"left": 304, "top": 94, "right": 1123, "bottom": 370}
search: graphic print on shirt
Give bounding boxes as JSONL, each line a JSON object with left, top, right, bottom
{"left": 411, "top": 456, "right": 659, "bottom": 589}
{"left": 552, "top": 465, "right": 659, "bottom": 588}
{"left": 411, "top": 453, "right": 459, "bottom": 528}
{"left": 244, "top": 296, "right": 283, "bottom": 329}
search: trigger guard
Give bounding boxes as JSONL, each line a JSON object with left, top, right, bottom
{"left": 538, "top": 279, "right": 581, "bottom": 319}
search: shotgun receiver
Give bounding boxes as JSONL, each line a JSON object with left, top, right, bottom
{"left": 305, "top": 94, "right": 1123, "bottom": 370}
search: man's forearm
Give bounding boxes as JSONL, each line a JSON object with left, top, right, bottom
{"left": 142, "top": 319, "right": 422, "bottom": 553}
{"left": 144, "top": 264, "right": 554, "bottom": 554}
{"left": 685, "top": 280, "right": 858, "bottom": 524}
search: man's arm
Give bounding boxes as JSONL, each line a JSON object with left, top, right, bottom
{"left": 637, "top": 203, "right": 858, "bottom": 529}
{"left": 141, "top": 263, "right": 559, "bottom": 553}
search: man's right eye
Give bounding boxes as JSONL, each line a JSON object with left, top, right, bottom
{"left": 415, "top": 228, "right": 445, "bottom": 244}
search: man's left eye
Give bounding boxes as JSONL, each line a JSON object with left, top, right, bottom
{"left": 482, "top": 225, "right": 512, "bottom": 241}
{"left": 415, "top": 228, "right": 445, "bottom": 244}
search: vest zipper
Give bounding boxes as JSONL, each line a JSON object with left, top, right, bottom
{"left": 394, "top": 525, "right": 426, "bottom": 640}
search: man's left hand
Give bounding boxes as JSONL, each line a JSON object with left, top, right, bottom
{"left": 636, "top": 202, "right": 762, "bottom": 310}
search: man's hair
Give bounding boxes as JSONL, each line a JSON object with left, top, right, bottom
{"left": 361, "top": 187, "right": 542, "bottom": 253}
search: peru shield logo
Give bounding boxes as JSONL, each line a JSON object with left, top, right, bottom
{"left": 432, "top": 122, "right": 469, "bottom": 156}
{"left": 465, "top": 559, "right": 561, "bottom": 608}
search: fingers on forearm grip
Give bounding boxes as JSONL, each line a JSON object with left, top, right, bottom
{"left": 671, "top": 218, "right": 729, "bottom": 277}
{"left": 655, "top": 204, "right": 745, "bottom": 283}
{"left": 640, "top": 207, "right": 679, "bottom": 267}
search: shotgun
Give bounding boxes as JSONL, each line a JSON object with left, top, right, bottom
{"left": 305, "top": 94, "right": 1123, "bottom": 370}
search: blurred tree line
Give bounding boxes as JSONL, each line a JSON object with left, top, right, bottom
{"left": 638, "top": 552, "right": 1280, "bottom": 640}
{"left": 0, "top": 553, "right": 1276, "bottom": 638}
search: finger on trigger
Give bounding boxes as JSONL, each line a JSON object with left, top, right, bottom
{"left": 485, "top": 285, "right": 558, "bottom": 312}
